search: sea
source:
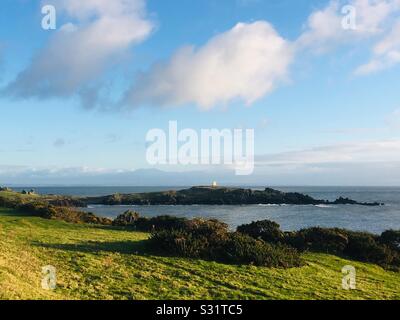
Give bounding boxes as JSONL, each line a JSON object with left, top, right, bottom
{"left": 11, "top": 186, "right": 400, "bottom": 234}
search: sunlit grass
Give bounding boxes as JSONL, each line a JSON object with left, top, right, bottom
{"left": 0, "top": 207, "right": 399, "bottom": 300}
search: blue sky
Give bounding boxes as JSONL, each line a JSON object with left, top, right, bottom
{"left": 1, "top": 0, "right": 400, "bottom": 186}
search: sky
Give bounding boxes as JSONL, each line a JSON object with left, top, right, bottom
{"left": 1, "top": 0, "right": 400, "bottom": 186}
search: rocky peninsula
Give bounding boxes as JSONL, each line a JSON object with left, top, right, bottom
{"left": 80, "top": 186, "right": 383, "bottom": 206}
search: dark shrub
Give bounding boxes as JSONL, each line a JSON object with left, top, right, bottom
{"left": 17, "top": 201, "right": 54, "bottom": 217}
{"left": 219, "top": 232, "right": 303, "bottom": 267}
{"left": 113, "top": 210, "right": 140, "bottom": 226}
{"left": 149, "top": 219, "right": 302, "bottom": 268}
{"left": 285, "top": 227, "right": 349, "bottom": 254}
{"left": 282, "top": 227, "right": 400, "bottom": 269}
{"left": 132, "top": 217, "right": 153, "bottom": 231}
{"left": 148, "top": 218, "right": 229, "bottom": 259}
{"left": 237, "top": 220, "right": 284, "bottom": 243}
{"left": 183, "top": 218, "right": 229, "bottom": 237}
{"left": 150, "top": 229, "right": 211, "bottom": 258}
{"left": 344, "top": 232, "right": 395, "bottom": 266}
{"left": 380, "top": 230, "right": 400, "bottom": 251}
{"left": 14, "top": 201, "right": 112, "bottom": 225}
{"left": 133, "top": 215, "right": 188, "bottom": 232}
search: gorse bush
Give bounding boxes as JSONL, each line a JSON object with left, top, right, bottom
{"left": 17, "top": 202, "right": 112, "bottom": 225}
{"left": 113, "top": 210, "right": 140, "bottom": 226}
{"left": 285, "top": 227, "right": 349, "bottom": 254}
{"left": 183, "top": 218, "right": 229, "bottom": 237}
{"left": 134, "top": 215, "right": 188, "bottom": 232}
{"left": 236, "top": 219, "right": 400, "bottom": 270}
{"left": 219, "top": 232, "right": 303, "bottom": 267}
{"left": 147, "top": 217, "right": 400, "bottom": 269}
{"left": 0, "top": 190, "right": 111, "bottom": 225}
{"left": 344, "top": 232, "right": 393, "bottom": 266}
{"left": 149, "top": 218, "right": 230, "bottom": 260}
{"left": 148, "top": 218, "right": 303, "bottom": 268}
{"left": 237, "top": 220, "right": 284, "bottom": 243}
{"left": 150, "top": 229, "right": 213, "bottom": 259}
{"left": 380, "top": 230, "right": 400, "bottom": 251}
{"left": 113, "top": 213, "right": 226, "bottom": 233}
{"left": 0, "top": 198, "right": 107, "bottom": 225}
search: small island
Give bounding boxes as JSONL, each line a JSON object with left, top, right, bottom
{"left": 81, "top": 186, "right": 383, "bottom": 206}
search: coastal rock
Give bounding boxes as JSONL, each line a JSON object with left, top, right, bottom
{"left": 82, "top": 186, "right": 383, "bottom": 206}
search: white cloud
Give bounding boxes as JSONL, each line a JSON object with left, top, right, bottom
{"left": 123, "top": 1, "right": 400, "bottom": 111}
{"left": 296, "top": 1, "right": 345, "bottom": 52}
{"left": 124, "top": 21, "right": 294, "bottom": 110}
{"left": 5, "top": 0, "right": 154, "bottom": 106}
{"left": 355, "top": 20, "right": 400, "bottom": 74}
{"left": 385, "top": 108, "right": 400, "bottom": 127}
{"left": 2, "top": 0, "right": 399, "bottom": 111}
{"left": 256, "top": 140, "right": 400, "bottom": 166}
{"left": 2, "top": 140, "right": 400, "bottom": 185}
{"left": 297, "top": 0, "right": 400, "bottom": 52}
{"left": 350, "top": 0, "right": 400, "bottom": 33}
{"left": 296, "top": 0, "right": 400, "bottom": 76}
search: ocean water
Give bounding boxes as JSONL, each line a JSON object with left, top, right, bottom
{"left": 12, "top": 186, "right": 400, "bottom": 234}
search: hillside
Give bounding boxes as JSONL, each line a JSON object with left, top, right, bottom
{"left": 1, "top": 207, "right": 399, "bottom": 300}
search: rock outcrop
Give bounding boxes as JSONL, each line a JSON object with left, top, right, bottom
{"left": 82, "top": 186, "right": 383, "bottom": 206}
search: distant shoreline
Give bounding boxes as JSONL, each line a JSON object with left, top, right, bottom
{"left": 78, "top": 186, "right": 384, "bottom": 207}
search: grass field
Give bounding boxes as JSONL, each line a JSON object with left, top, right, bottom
{"left": 0, "top": 207, "right": 399, "bottom": 300}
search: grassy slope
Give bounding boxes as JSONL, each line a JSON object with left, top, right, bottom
{"left": 0, "top": 207, "right": 399, "bottom": 300}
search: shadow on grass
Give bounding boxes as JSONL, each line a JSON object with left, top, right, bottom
{"left": 89, "top": 225, "right": 147, "bottom": 232}
{"left": 32, "top": 239, "right": 150, "bottom": 255}
{"left": 0, "top": 208, "right": 36, "bottom": 217}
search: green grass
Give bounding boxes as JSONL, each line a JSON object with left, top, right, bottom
{"left": 0, "top": 207, "right": 399, "bottom": 300}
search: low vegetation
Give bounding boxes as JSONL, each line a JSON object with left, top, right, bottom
{"left": 114, "top": 211, "right": 400, "bottom": 270}
{"left": 238, "top": 221, "right": 400, "bottom": 271}
{"left": 113, "top": 211, "right": 187, "bottom": 231}
{"left": 0, "top": 190, "right": 111, "bottom": 225}
{"left": 147, "top": 218, "right": 303, "bottom": 268}
{"left": 1, "top": 188, "right": 400, "bottom": 299}
{"left": 1, "top": 207, "right": 400, "bottom": 300}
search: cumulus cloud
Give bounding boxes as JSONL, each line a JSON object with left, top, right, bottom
{"left": 124, "top": 21, "right": 294, "bottom": 110}
{"left": 295, "top": 0, "right": 400, "bottom": 75}
{"left": 2, "top": 0, "right": 400, "bottom": 111}
{"left": 355, "top": 20, "right": 400, "bottom": 74}
{"left": 297, "top": 0, "right": 400, "bottom": 52}
{"left": 4, "top": 0, "right": 154, "bottom": 106}
{"left": 122, "top": 1, "right": 400, "bottom": 110}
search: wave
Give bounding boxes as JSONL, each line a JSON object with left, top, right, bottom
{"left": 258, "top": 204, "right": 282, "bottom": 207}
{"left": 314, "top": 204, "right": 334, "bottom": 208}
